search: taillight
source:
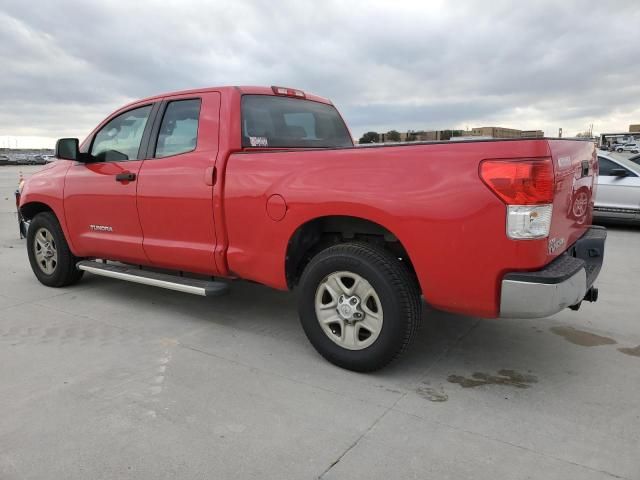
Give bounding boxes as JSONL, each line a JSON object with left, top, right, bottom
{"left": 505, "top": 205, "right": 553, "bottom": 239}
{"left": 271, "top": 86, "right": 306, "bottom": 98}
{"left": 479, "top": 158, "right": 554, "bottom": 204}
{"left": 479, "top": 158, "right": 555, "bottom": 239}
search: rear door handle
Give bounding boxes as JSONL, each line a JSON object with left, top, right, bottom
{"left": 115, "top": 172, "right": 136, "bottom": 182}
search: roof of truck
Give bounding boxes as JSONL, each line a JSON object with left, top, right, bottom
{"left": 126, "top": 86, "right": 333, "bottom": 108}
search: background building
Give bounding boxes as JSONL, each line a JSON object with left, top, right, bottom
{"left": 471, "top": 126, "right": 521, "bottom": 138}
{"left": 599, "top": 126, "right": 640, "bottom": 146}
{"left": 520, "top": 130, "right": 544, "bottom": 138}
{"left": 400, "top": 130, "right": 466, "bottom": 142}
{"left": 469, "top": 127, "right": 544, "bottom": 138}
{"left": 362, "top": 125, "right": 545, "bottom": 144}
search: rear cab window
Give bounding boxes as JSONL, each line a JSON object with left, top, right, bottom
{"left": 241, "top": 95, "right": 353, "bottom": 149}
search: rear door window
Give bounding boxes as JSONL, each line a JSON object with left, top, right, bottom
{"left": 241, "top": 95, "right": 352, "bottom": 148}
{"left": 155, "top": 99, "right": 201, "bottom": 158}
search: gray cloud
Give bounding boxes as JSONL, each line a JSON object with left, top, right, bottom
{"left": 1, "top": 0, "right": 639, "bottom": 146}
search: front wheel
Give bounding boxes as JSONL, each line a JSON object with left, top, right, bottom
{"left": 27, "top": 212, "right": 84, "bottom": 287}
{"left": 297, "top": 242, "right": 421, "bottom": 372}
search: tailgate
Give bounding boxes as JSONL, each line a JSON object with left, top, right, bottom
{"left": 546, "top": 139, "right": 597, "bottom": 260}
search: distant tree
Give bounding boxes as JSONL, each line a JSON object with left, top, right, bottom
{"left": 575, "top": 132, "right": 591, "bottom": 137}
{"left": 359, "top": 131, "right": 380, "bottom": 144}
{"left": 386, "top": 130, "right": 401, "bottom": 142}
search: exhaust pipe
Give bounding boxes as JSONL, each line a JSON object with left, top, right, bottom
{"left": 569, "top": 287, "right": 599, "bottom": 312}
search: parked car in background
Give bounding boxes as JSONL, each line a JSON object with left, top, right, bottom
{"left": 615, "top": 143, "right": 640, "bottom": 153}
{"left": 25, "top": 155, "right": 44, "bottom": 165}
{"left": 594, "top": 154, "right": 640, "bottom": 223}
{"left": 0, "top": 154, "right": 11, "bottom": 165}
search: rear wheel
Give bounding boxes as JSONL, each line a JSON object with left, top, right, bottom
{"left": 297, "top": 242, "right": 421, "bottom": 372}
{"left": 27, "top": 212, "right": 83, "bottom": 287}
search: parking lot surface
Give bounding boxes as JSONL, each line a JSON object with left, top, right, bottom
{"left": 1, "top": 165, "right": 639, "bottom": 479}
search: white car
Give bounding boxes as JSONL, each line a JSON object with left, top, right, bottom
{"left": 615, "top": 143, "right": 640, "bottom": 153}
{"left": 594, "top": 154, "right": 640, "bottom": 222}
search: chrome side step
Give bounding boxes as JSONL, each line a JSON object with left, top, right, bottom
{"left": 76, "top": 260, "right": 228, "bottom": 297}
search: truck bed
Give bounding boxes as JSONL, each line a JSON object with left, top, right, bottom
{"left": 223, "top": 138, "right": 596, "bottom": 317}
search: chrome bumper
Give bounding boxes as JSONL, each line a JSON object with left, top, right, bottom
{"left": 499, "top": 226, "right": 606, "bottom": 319}
{"left": 500, "top": 268, "right": 587, "bottom": 318}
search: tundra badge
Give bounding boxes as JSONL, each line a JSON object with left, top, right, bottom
{"left": 90, "top": 224, "right": 113, "bottom": 232}
{"left": 548, "top": 237, "right": 565, "bottom": 254}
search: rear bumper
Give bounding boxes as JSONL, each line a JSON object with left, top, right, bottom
{"left": 499, "top": 226, "right": 606, "bottom": 318}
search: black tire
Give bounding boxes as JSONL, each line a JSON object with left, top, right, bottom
{"left": 27, "top": 212, "right": 84, "bottom": 287}
{"left": 297, "top": 242, "right": 421, "bottom": 372}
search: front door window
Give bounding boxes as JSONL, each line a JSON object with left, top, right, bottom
{"left": 91, "top": 105, "right": 152, "bottom": 162}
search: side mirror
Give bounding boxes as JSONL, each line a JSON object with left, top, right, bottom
{"left": 610, "top": 168, "right": 628, "bottom": 177}
{"left": 55, "top": 138, "right": 80, "bottom": 161}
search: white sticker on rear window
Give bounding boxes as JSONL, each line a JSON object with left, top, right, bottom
{"left": 249, "top": 136, "right": 268, "bottom": 147}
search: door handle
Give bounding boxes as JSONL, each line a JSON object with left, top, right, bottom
{"left": 205, "top": 166, "right": 216, "bottom": 186}
{"left": 115, "top": 172, "right": 136, "bottom": 182}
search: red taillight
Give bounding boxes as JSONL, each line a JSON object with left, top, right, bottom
{"left": 479, "top": 158, "right": 554, "bottom": 205}
{"left": 271, "top": 86, "right": 306, "bottom": 98}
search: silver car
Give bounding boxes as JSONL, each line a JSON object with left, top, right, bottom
{"left": 614, "top": 143, "right": 640, "bottom": 153}
{"left": 594, "top": 154, "right": 640, "bottom": 223}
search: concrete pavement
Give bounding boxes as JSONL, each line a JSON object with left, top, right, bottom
{"left": 1, "top": 165, "right": 638, "bottom": 479}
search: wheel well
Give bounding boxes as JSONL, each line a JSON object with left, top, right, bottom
{"left": 21, "top": 202, "right": 53, "bottom": 220}
{"left": 285, "top": 216, "right": 417, "bottom": 289}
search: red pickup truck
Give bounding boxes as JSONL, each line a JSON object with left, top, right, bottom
{"left": 17, "top": 86, "right": 606, "bottom": 371}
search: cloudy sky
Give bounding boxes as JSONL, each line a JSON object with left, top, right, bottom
{"left": 1, "top": 0, "right": 639, "bottom": 148}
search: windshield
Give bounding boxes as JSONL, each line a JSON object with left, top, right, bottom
{"left": 241, "top": 95, "right": 353, "bottom": 148}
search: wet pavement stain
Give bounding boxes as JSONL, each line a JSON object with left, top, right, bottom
{"left": 416, "top": 384, "right": 448, "bottom": 402}
{"left": 550, "top": 326, "right": 617, "bottom": 347}
{"left": 447, "top": 369, "right": 538, "bottom": 389}
{"left": 618, "top": 345, "right": 640, "bottom": 357}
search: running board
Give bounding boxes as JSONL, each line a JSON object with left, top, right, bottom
{"left": 76, "top": 261, "right": 228, "bottom": 297}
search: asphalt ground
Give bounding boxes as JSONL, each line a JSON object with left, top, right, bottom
{"left": 0, "top": 164, "right": 638, "bottom": 479}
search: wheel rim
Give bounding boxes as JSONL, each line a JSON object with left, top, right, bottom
{"left": 314, "top": 271, "right": 383, "bottom": 350}
{"left": 33, "top": 227, "right": 58, "bottom": 275}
